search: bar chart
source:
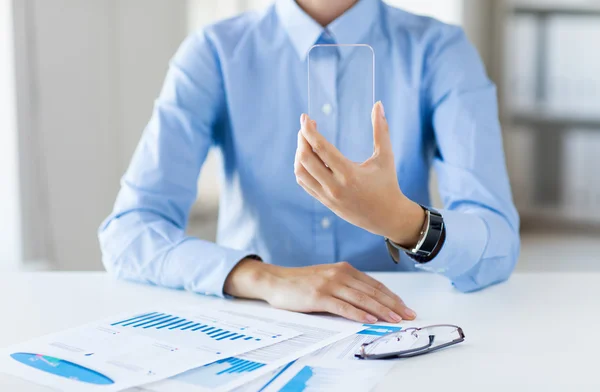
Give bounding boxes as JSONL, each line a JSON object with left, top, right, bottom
{"left": 278, "top": 365, "right": 332, "bottom": 392}
{"left": 357, "top": 324, "right": 402, "bottom": 337}
{"left": 265, "top": 359, "right": 393, "bottom": 392}
{"left": 170, "top": 356, "right": 267, "bottom": 389}
{"left": 104, "top": 309, "right": 299, "bottom": 364}
{"left": 111, "top": 312, "right": 268, "bottom": 342}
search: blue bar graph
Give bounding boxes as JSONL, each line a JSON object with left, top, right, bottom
{"left": 358, "top": 323, "right": 402, "bottom": 336}
{"left": 169, "top": 320, "right": 193, "bottom": 330}
{"left": 171, "top": 357, "right": 267, "bottom": 389}
{"left": 131, "top": 314, "right": 171, "bottom": 328}
{"left": 145, "top": 316, "right": 178, "bottom": 329}
{"left": 157, "top": 318, "right": 186, "bottom": 329}
{"left": 217, "top": 333, "right": 237, "bottom": 341}
{"left": 110, "top": 312, "right": 158, "bottom": 326}
{"left": 110, "top": 313, "right": 256, "bottom": 341}
{"left": 120, "top": 313, "right": 162, "bottom": 327}
{"left": 213, "top": 357, "right": 266, "bottom": 374}
{"left": 279, "top": 365, "right": 347, "bottom": 392}
{"left": 279, "top": 366, "right": 314, "bottom": 392}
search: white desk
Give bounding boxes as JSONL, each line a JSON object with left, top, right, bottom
{"left": 1, "top": 272, "right": 598, "bottom": 391}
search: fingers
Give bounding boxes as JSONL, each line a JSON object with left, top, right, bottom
{"left": 280, "top": 261, "right": 416, "bottom": 324}
{"left": 296, "top": 130, "right": 333, "bottom": 187}
{"left": 334, "top": 286, "right": 401, "bottom": 324}
{"left": 298, "top": 178, "right": 335, "bottom": 211}
{"left": 345, "top": 266, "right": 417, "bottom": 320}
{"left": 371, "top": 101, "right": 393, "bottom": 159}
{"left": 347, "top": 268, "right": 403, "bottom": 303}
{"left": 297, "top": 179, "right": 320, "bottom": 200}
{"left": 344, "top": 278, "right": 405, "bottom": 323}
{"left": 322, "top": 297, "right": 378, "bottom": 324}
{"left": 294, "top": 136, "right": 323, "bottom": 193}
{"left": 300, "top": 114, "right": 348, "bottom": 173}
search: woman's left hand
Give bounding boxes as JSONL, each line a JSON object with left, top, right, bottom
{"left": 294, "top": 101, "right": 425, "bottom": 247}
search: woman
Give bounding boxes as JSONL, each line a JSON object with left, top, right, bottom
{"left": 99, "top": 0, "right": 519, "bottom": 324}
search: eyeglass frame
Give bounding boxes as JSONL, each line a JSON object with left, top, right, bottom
{"left": 355, "top": 324, "right": 465, "bottom": 360}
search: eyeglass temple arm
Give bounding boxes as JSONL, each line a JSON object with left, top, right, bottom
{"left": 395, "top": 335, "right": 465, "bottom": 359}
{"left": 356, "top": 335, "right": 435, "bottom": 360}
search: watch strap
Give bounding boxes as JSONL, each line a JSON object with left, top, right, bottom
{"left": 406, "top": 225, "right": 446, "bottom": 263}
{"left": 416, "top": 208, "right": 444, "bottom": 256}
{"left": 385, "top": 206, "right": 445, "bottom": 264}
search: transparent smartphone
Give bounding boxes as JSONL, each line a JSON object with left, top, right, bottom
{"left": 308, "top": 44, "right": 374, "bottom": 163}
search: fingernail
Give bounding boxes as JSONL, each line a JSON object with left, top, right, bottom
{"left": 389, "top": 312, "right": 402, "bottom": 323}
{"left": 377, "top": 101, "right": 385, "bottom": 119}
{"left": 300, "top": 113, "right": 307, "bottom": 126}
{"left": 365, "top": 314, "right": 378, "bottom": 323}
{"left": 405, "top": 308, "right": 417, "bottom": 319}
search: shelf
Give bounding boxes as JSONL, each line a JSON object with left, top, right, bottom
{"left": 508, "top": 107, "right": 600, "bottom": 131}
{"left": 511, "top": 1, "right": 600, "bottom": 17}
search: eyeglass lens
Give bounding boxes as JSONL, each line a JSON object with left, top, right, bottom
{"left": 361, "top": 325, "right": 461, "bottom": 357}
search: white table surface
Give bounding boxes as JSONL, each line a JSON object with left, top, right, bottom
{"left": 1, "top": 272, "right": 598, "bottom": 391}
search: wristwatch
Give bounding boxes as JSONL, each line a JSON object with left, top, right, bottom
{"left": 385, "top": 205, "right": 445, "bottom": 264}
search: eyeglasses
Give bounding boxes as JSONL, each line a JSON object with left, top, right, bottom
{"left": 355, "top": 324, "right": 465, "bottom": 360}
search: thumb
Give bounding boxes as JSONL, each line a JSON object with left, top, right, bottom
{"left": 371, "top": 101, "right": 392, "bottom": 158}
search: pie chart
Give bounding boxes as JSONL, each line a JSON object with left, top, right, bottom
{"left": 10, "top": 352, "right": 114, "bottom": 385}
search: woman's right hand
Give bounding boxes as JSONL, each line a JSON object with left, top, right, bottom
{"left": 224, "top": 258, "right": 416, "bottom": 323}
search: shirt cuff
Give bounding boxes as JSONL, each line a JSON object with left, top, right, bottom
{"left": 163, "top": 238, "right": 260, "bottom": 298}
{"left": 414, "top": 209, "right": 488, "bottom": 282}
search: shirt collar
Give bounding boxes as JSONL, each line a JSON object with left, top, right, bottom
{"left": 275, "top": 0, "right": 380, "bottom": 60}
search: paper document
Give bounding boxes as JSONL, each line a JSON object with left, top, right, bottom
{"left": 253, "top": 323, "right": 400, "bottom": 392}
{"left": 144, "top": 304, "right": 363, "bottom": 392}
{"left": 230, "top": 365, "right": 287, "bottom": 392}
{"left": 0, "top": 307, "right": 299, "bottom": 392}
{"left": 259, "top": 358, "right": 393, "bottom": 392}
{"left": 312, "top": 323, "right": 402, "bottom": 360}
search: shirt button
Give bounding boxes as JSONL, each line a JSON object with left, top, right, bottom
{"left": 321, "top": 217, "right": 331, "bottom": 229}
{"left": 321, "top": 103, "right": 333, "bottom": 116}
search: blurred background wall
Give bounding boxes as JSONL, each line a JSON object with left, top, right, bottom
{"left": 0, "top": 0, "right": 22, "bottom": 268}
{"left": 1, "top": 0, "right": 598, "bottom": 273}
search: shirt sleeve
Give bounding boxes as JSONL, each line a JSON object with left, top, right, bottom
{"left": 98, "top": 31, "right": 255, "bottom": 298}
{"left": 417, "top": 26, "right": 521, "bottom": 292}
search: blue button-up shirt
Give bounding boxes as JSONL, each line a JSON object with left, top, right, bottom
{"left": 99, "top": 0, "right": 520, "bottom": 297}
